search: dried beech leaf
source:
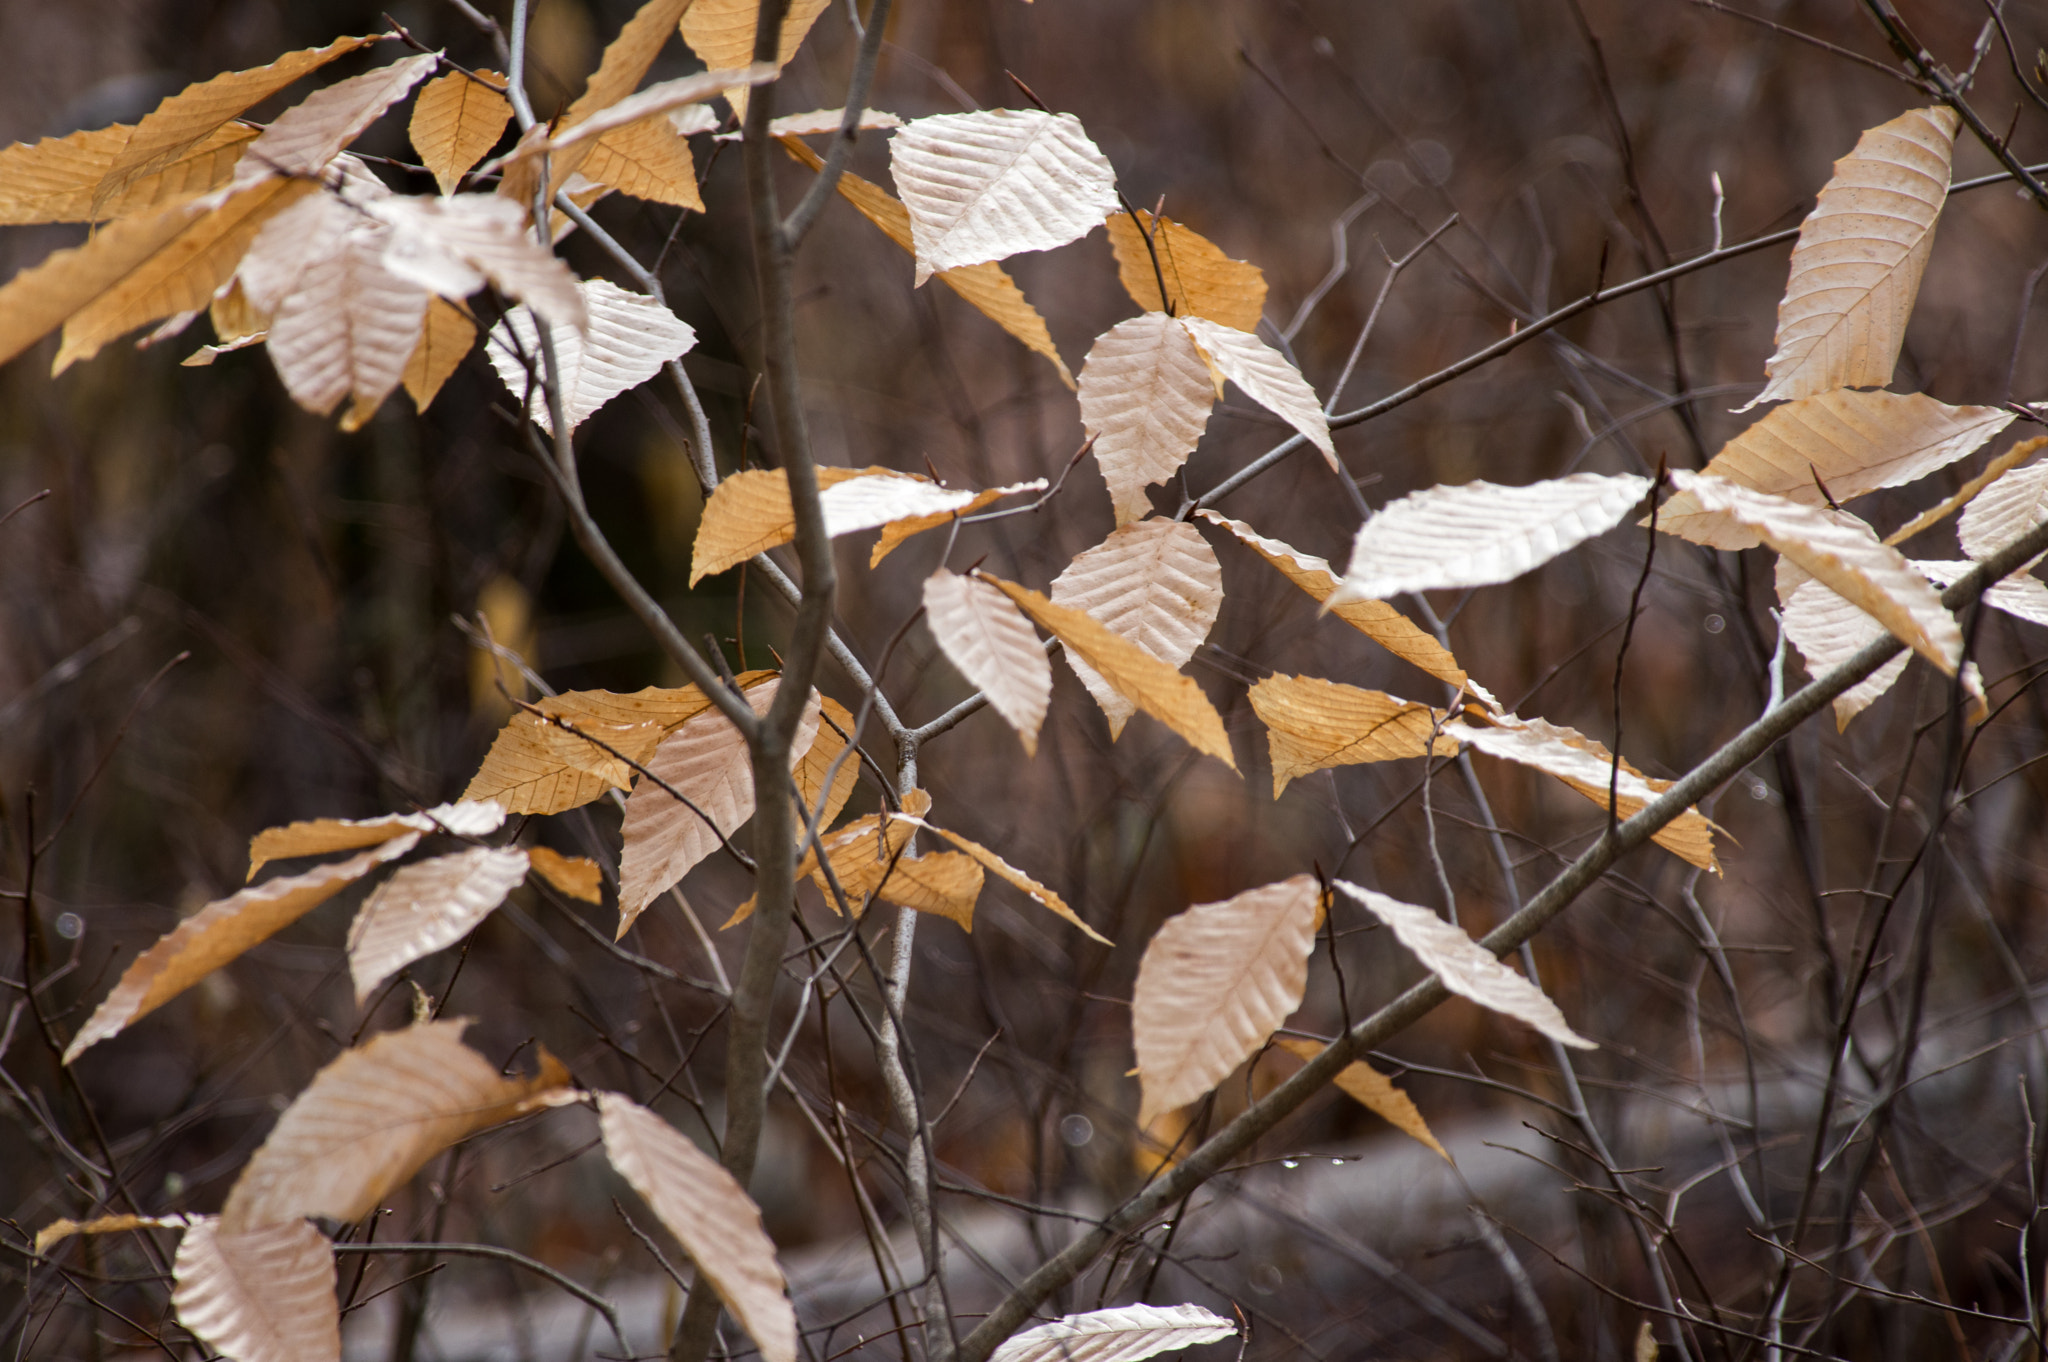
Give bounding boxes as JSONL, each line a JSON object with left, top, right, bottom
{"left": 617, "top": 679, "right": 819, "bottom": 934}
{"left": 403, "top": 296, "right": 478, "bottom": 411}
{"left": 1665, "top": 471, "right": 1960, "bottom": 672}
{"left": 782, "top": 138, "right": 1073, "bottom": 386}
{"left": 223, "top": 53, "right": 439, "bottom": 195}
{"left": 583, "top": 117, "right": 704, "bottom": 210}
{"left": 1917, "top": 560, "right": 2048, "bottom": 628}
{"left": 371, "top": 193, "right": 587, "bottom": 328}
{"left": 1749, "top": 107, "right": 1960, "bottom": 407}
{"left": 1960, "top": 458, "right": 2048, "bottom": 561}
{"left": 526, "top": 67, "right": 776, "bottom": 163}
{"left": 598, "top": 1093, "right": 797, "bottom": 1362}
{"left": 487, "top": 278, "right": 694, "bottom": 433}
{"left": 689, "top": 467, "right": 931, "bottom": 583}
{"left": 1454, "top": 713, "right": 1720, "bottom": 870}
{"left": 794, "top": 696, "right": 861, "bottom": 835}
{"left": 1049, "top": 520, "right": 1223, "bottom": 738}
{"left": 410, "top": 70, "right": 512, "bottom": 195}
{"left": 820, "top": 473, "right": 986, "bottom": 536}
{"left": 1132, "top": 875, "right": 1320, "bottom": 1124}
{"left": 988, "top": 1303, "right": 1238, "bottom": 1362}
{"left": 347, "top": 846, "right": 532, "bottom": 1002}
{"left": 1197, "top": 510, "right": 1466, "bottom": 687}
{"left": 1077, "top": 313, "right": 1216, "bottom": 525}
{"left": 1248, "top": 674, "right": 1457, "bottom": 798}
{"left": 741, "top": 796, "right": 926, "bottom": 923}
{"left": 765, "top": 108, "right": 902, "bottom": 138}
{"left": 1271, "top": 1037, "right": 1449, "bottom": 1163}
{"left": 1178, "top": 315, "right": 1334, "bottom": 467}
{"left": 0, "top": 121, "right": 256, "bottom": 226}
{"left": 1331, "top": 474, "right": 1652, "bottom": 603}
{"left": 1106, "top": 210, "right": 1266, "bottom": 333}
{"left": 1336, "top": 881, "right": 1594, "bottom": 1049}
{"left": 680, "top": 0, "right": 831, "bottom": 117}
{"left": 870, "top": 851, "right": 983, "bottom": 930}
{"left": 172, "top": 1218, "right": 338, "bottom": 1362}
{"left": 891, "top": 814, "right": 1109, "bottom": 944}
{"left": 869, "top": 479, "right": 1047, "bottom": 566}
{"left": 1779, "top": 576, "right": 1911, "bottom": 727}
{"left": 1886, "top": 436, "right": 2048, "bottom": 548}
{"left": 890, "top": 109, "right": 1120, "bottom": 283}
{"left": 983, "top": 576, "right": 1237, "bottom": 770}
{"left": 220, "top": 1019, "right": 570, "bottom": 1230}
{"left": 36, "top": 1212, "right": 202, "bottom": 1254}
{"left": 249, "top": 799, "right": 504, "bottom": 879}
{"left": 571, "top": 0, "right": 697, "bottom": 123}
{"left": 923, "top": 569, "right": 1052, "bottom": 754}
{"left": 65, "top": 836, "right": 420, "bottom": 1064}
{"left": 527, "top": 846, "right": 605, "bottom": 904}
{"left": 1660, "top": 391, "right": 2012, "bottom": 548}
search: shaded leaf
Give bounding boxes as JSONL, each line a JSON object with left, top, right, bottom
{"left": 403, "top": 296, "right": 478, "bottom": 412}
{"left": 528, "top": 846, "right": 605, "bottom": 904}
{"left": 172, "top": 1218, "right": 338, "bottom": 1362}
{"left": 1335, "top": 881, "right": 1594, "bottom": 1048}
{"left": 793, "top": 696, "right": 861, "bottom": 835}
{"left": 0, "top": 121, "right": 256, "bottom": 226}
{"left": 570, "top": 0, "right": 698, "bottom": 126}
{"left": 347, "top": 847, "right": 532, "bottom": 1003}
{"left": 1132, "top": 875, "right": 1320, "bottom": 1124}
{"left": 1050, "top": 519, "right": 1223, "bottom": 738}
{"left": 524, "top": 67, "right": 776, "bottom": 162}
{"left": 1960, "top": 457, "right": 2048, "bottom": 561}
{"left": 220, "top": 1019, "right": 570, "bottom": 1229}
{"left": 689, "top": 467, "right": 939, "bottom": 584}
{"left": 1749, "top": 107, "right": 1959, "bottom": 407}
{"left": 869, "top": 850, "right": 983, "bottom": 930}
{"left": 1888, "top": 435, "right": 2048, "bottom": 548}
{"left": 1106, "top": 210, "right": 1266, "bottom": 332}
{"left": 892, "top": 814, "right": 1110, "bottom": 945}
{"left": 1271, "top": 1036, "right": 1450, "bottom": 1163}
{"left": 487, "top": 278, "right": 695, "bottom": 433}
{"left": 1778, "top": 575, "right": 1911, "bottom": 728}
{"left": 1076, "top": 313, "right": 1215, "bottom": 525}
{"left": 222, "top": 53, "right": 439, "bottom": 195}
{"left": 988, "top": 1303, "right": 1238, "bottom": 1362}
{"left": 1917, "top": 560, "right": 2048, "bottom": 628}
{"left": 371, "top": 193, "right": 587, "bottom": 327}
{"left": 1179, "top": 315, "right": 1334, "bottom": 468}
{"left": 1248, "top": 674, "right": 1456, "bottom": 798}
{"left": 598, "top": 1093, "right": 796, "bottom": 1362}
{"left": 409, "top": 70, "right": 512, "bottom": 195}
{"left": 65, "top": 836, "right": 421, "bottom": 1064}
{"left": 1331, "top": 474, "right": 1651, "bottom": 603}
{"left": 890, "top": 109, "right": 1119, "bottom": 283}
{"left": 923, "top": 568, "right": 1052, "bottom": 755}
{"left": 248, "top": 799, "right": 504, "bottom": 879}
{"left": 869, "top": 479, "right": 1047, "bottom": 566}
{"left": 740, "top": 793, "right": 926, "bottom": 923}
{"left": 35, "top": 1213, "right": 202, "bottom": 1254}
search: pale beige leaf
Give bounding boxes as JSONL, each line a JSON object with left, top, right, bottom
{"left": 869, "top": 479, "right": 1047, "bottom": 566}
{"left": 1196, "top": 510, "right": 1467, "bottom": 687}
{"left": 680, "top": 0, "right": 832, "bottom": 119}
{"left": 794, "top": 697, "right": 861, "bottom": 834}
{"left": 347, "top": 847, "right": 531, "bottom": 1003}
{"left": 487, "top": 278, "right": 695, "bottom": 433}
{"left": 1077, "top": 313, "right": 1215, "bottom": 525}
{"left": 890, "top": 109, "right": 1119, "bottom": 283}
{"left": 1660, "top": 391, "right": 2012, "bottom": 548}
{"left": 1889, "top": 435, "right": 2048, "bottom": 547}
{"left": 1779, "top": 575, "right": 1911, "bottom": 727}
{"left": 1917, "top": 560, "right": 2048, "bottom": 628}
{"left": 890, "top": 813, "right": 1110, "bottom": 944}
{"left": 1453, "top": 713, "right": 1720, "bottom": 870}
{"left": 1666, "top": 470, "right": 1960, "bottom": 672}
{"left": 820, "top": 473, "right": 982, "bottom": 535}
{"left": 403, "top": 296, "right": 478, "bottom": 411}
{"left": 782, "top": 138, "right": 1073, "bottom": 386}
{"left": 1335, "top": 881, "right": 1594, "bottom": 1048}
{"left": 1106, "top": 210, "right": 1266, "bottom": 333}
{"left": 923, "top": 569, "right": 1052, "bottom": 755}
{"left": 582, "top": 117, "right": 704, "bottom": 210}
{"left": 1960, "top": 458, "right": 2048, "bottom": 561}
{"left": 688, "top": 466, "right": 919, "bottom": 584}
{"left": 1178, "top": 315, "right": 1334, "bottom": 469}
{"left": 1331, "top": 473, "right": 1651, "bottom": 603}
{"left": 65, "top": 837, "right": 420, "bottom": 1064}
{"left": 372, "top": 193, "right": 587, "bottom": 327}
{"left": 1750, "top": 106, "right": 1960, "bottom": 407}
{"left": 97, "top": 35, "right": 378, "bottom": 211}
{"left": 1049, "top": 519, "right": 1223, "bottom": 738}
{"left": 172, "top": 1219, "right": 338, "bottom": 1362}
{"left": 598, "top": 1093, "right": 797, "bottom": 1362}
{"left": 35, "top": 1212, "right": 202, "bottom": 1254}
{"left": 1247, "top": 674, "right": 1456, "bottom": 799}
{"left": 1132, "top": 875, "right": 1320, "bottom": 1124}
{"left": 1272, "top": 1036, "right": 1449, "bottom": 1163}
{"left": 0, "top": 121, "right": 256, "bottom": 226}
{"left": 617, "top": 680, "right": 819, "bottom": 934}
{"left": 988, "top": 1304, "right": 1238, "bottom": 1362}
{"left": 766, "top": 108, "right": 902, "bottom": 138}
{"left": 222, "top": 53, "right": 439, "bottom": 195}
{"left": 248, "top": 799, "right": 504, "bottom": 879}
{"left": 410, "top": 70, "right": 512, "bottom": 195}
{"left": 220, "top": 1019, "right": 570, "bottom": 1229}
{"left": 984, "top": 576, "right": 1237, "bottom": 770}
{"left": 528, "top": 846, "right": 605, "bottom": 903}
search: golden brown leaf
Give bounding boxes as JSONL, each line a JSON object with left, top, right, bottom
{"left": 0, "top": 121, "right": 256, "bottom": 226}
{"left": 220, "top": 53, "right": 438, "bottom": 198}
{"left": 869, "top": 479, "right": 1046, "bottom": 566}
{"left": 1105, "top": 209, "right": 1266, "bottom": 332}
{"left": 403, "top": 296, "right": 478, "bottom": 412}
{"left": 689, "top": 466, "right": 905, "bottom": 583}
{"left": 871, "top": 851, "right": 983, "bottom": 930}
{"left": 793, "top": 696, "right": 861, "bottom": 835}
{"left": 1887, "top": 435, "right": 2048, "bottom": 548}
{"left": 248, "top": 799, "right": 504, "bottom": 880}
{"left": 35, "top": 1213, "right": 201, "bottom": 1254}
{"left": 583, "top": 117, "right": 704, "bottom": 210}
{"left": 220, "top": 1020, "right": 570, "bottom": 1230}
{"left": 410, "top": 70, "right": 512, "bottom": 195}
{"left": 923, "top": 569, "right": 1053, "bottom": 755}
{"left": 1050, "top": 520, "right": 1223, "bottom": 739}
{"left": 346, "top": 847, "right": 533, "bottom": 1003}
{"left": 895, "top": 814, "right": 1111, "bottom": 945}
{"left": 679, "top": 0, "right": 832, "bottom": 120}
{"left": 1272, "top": 1036, "right": 1449, "bottom": 1163}
{"left": 528, "top": 846, "right": 605, "bottom": 904}
{"left": 726, "top": 791, "right": 934, "bottom": 927}
{"left": 172, "top": 1218, "right": 339, "bottom": 1362}
{"left": 1248, "top": 674, "right": 1456, "bottom": 798}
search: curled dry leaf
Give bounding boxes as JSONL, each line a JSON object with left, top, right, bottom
{"left": 893, "top": 813, "right": 1111, "bottom": 945}
{"left": 403, "top": 296, "right": 478, "bottom": 412}
{"left": 222, "top": 53, "right": 439, "bottom": 195}
{"left": 1749, "top": 107, "right": 1960, "bottom": 408}
{"left": 987, "top": 1303, "right": 1238, "bottom": 1362}
{"left": 794, "top": 696, "right": 861, "bottom": 835}
{"left": 1335, "top": 881, "right": 1594, "bottom": 1049}
{"left": 689, "top": 467, "right": 959, "bottom": 584}
{"left": 1132, "top": 874, "right": 1321, "bottom": 1124}
{"left": 1248, "top": 674, "right": 1457, "bottom": 798}
{"left": 983, "top": 575, "right": 1237, "bottom": 771}
{"left": 521, "top": 67, "right": 777, "bottom": 160}
{"left": 598, "top": 1093, "right": 797, "bottom": 1362}
{"left": 409, "top": 70, "right": 511, "bottom": 195}
{"left": 65, "top": 835, "right": 421, "bottom": 1064}
{"left": 527, "top": 846, "right": 605, "bottom": 904}
{"left": 1331, "top": 474, "right": 1652, "bottom": 604}
{"left": 1106, "top": 210, "right": 1267, "bottom": 333}
{"left": 1666, "top": 470, "right": 1960, "bottom": 673}
{"left": 820, "top": 473, "right": 985, "bottom": 536}
{"left": 1271, "top": 1036, "right": 1449, "bottom": 1163}
{"left": 890, "top": 109, "right": 1120, "bottom": 283}
{"left": 1178, "top": 315, "right": 1335, "bottom": 469}
{"left": 220, "top": 1018, "right": 570, "bottom": 1230}
{"left": 36, "top": 1212, "right": 203, "bottom": 1254}
{"left": 1197, "top": 510, "right": 1466, "bottom": 687}
{"left": 869, "top": 478, "right": 1047, "bottom": 566}
{"left": 781, "top": 138, "right": 1073, "bottom": 387}
{"left": 347, "top": 846, "right": 532, "bottom": 1003}
{"left": 617, "top": 679, "right": 819, "bottom": 934}
{"left": 1778, "top": 575, "right": 1912, "bottom": 728}
{"left": 172, "top": 1218, "right": 338, "bottom": 1362}
{"left": 923, "top": 568, "right": 1053, "bottom": 755}
{"left": 1049, "top": 519, "right": 1223, "bottom": 738}
{"left": 1660, "top": 390, "right": 2012, "bottom": 548}
{"left": 1077, "top": 313, "right": 1216, "bottom": 526}
{"left": 1885, "top": 435, "right": 2048, "bottom": 549}
{"left": 372, "top": 194, "right": 587, "bottom": 328}
{"left": 487, "top": 278, "right": 695, "bottom": 433}
{"left": 0, "top": 121, "right": 256, "bottom": 227}
{"left": 1960, "top": 458, "right": 2048, "bottom": 562}
{"left": 248, "top": 798, "right": 504, "bottom": 879}
{"left": 737, "top": 794, "right": 921, "bottom": 924}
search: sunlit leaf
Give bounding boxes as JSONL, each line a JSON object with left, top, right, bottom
{"left": 347, "top": 846, "right": 532, "bottom": 1003}
{"left": 1049, "top": 519, "right": 1223, "bottom": 738}
{"left": 410, "top": 70, "right": 512, "bottom": 195}
{"left": 172, "top": 1218, "right": 338, "bottom": 1362}
{"left": 988, "top": 1304, "right": 1238, "bottom": 1362}
{"left": 1917, "top": 560, "right": 2048, "bottom": 628}
{"left": 1960, "top": 457, "right": 2048, "bottom": 562}
{"left": 1106, "top": 210, "right": 1266, "bottom": 332}
{"left": 487, "top": 278, "right": 695, "bottom": 433}
{"left": 371, "top": 194, "right": 587, "bottom": 328}
{"left": 680, "top": 0, "right": 831, "bottom": 118}
{"left": 248, "top": 800, "right": 504, "bottom": 879}
{"left": 1272, "top": 1036, "right": 1451, "bottom": 1163}
{"left": 869, "top": 479, "right": 1047, "bottom": 566}
{"left": 1179, "top": 315, "right": 1334, "bottom": 468}
{"left": 1247, "top": 674, "right": 1457, "bottom": 798}
{"left": 765, "top": 108, "right": 902, "bottom": 138}
{"left": 923, "top": 568, "right": 1053, "bottom": 755}
{"left": 1077, "top": 313, "right": 1215, "bottom": 525}
{"left": 1778, "top": 574, "right": 1911, "bottom": 728}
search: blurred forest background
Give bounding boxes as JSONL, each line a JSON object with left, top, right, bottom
{"left": 8, "top": 1, "right": 2048, "bottom": 1359}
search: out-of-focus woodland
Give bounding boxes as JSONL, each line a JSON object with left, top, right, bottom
{"left": 7, "top": 2, "right": 2048, "bottom": 1360}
